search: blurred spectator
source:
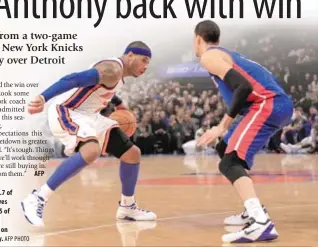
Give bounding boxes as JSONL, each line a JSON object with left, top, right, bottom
{"left": 182, "top": 120, "right": 211, "bottom": 155}
{"left": 280, "top": 121, "right": 318, "bottom": 154}
{"left": 290, "top": 86, "right": 301, "bottom": 104}
{"left": 134, "top": 115, "right": 154, "bottom": 155}
{"left": 311, "top": 74, "right": 318, "bottom": 91}
{"left": 182, "top": 113, "right": 196, "bottom": 143}
{"left": 309, "top": 106, "right": 318, "bottom": 123}
{"left": 168, "top": 115, "right": 185, "bottom": 154}
{"left": 151, "top": 113, "right": 169, "bottom": 154}
{"left": 281, "top": 108, "right": 308, "bottom": 144}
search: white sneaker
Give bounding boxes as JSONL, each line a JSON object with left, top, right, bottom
{"left": 280, "top": 143, "right": 293, "bottom": 153}
{"left": 21, "top": 190, "right": 46, "bottom": 227}
{"left": 224, "top": 206, "right": 269, "bottom": 225}
{"left": 116, "top": 202, "right": 157, "bottom": 221}
{"left": 222, "top": 218, "right": 279, "bottom": 243}
{"left": 224, "top": 225, "right": 244, "bottom": 233}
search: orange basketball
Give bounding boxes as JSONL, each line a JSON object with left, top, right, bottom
{"left": 109, "top": 109, "right": 137, "bottom": 137}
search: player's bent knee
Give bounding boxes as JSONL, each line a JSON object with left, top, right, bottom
{"left": 120, "top": 145, "right": 141, "bottom": 164}
{"left": 106, "top": 128, "right": 134, "bottom": 159}
{"left": 215, "top": 139, "right": 227, "bottom": 158}
{"left": 77, "top": 140, "right": 101, "bottom": 164}
{"left": 219, "top": 152, "right": 249, "bottom": 184}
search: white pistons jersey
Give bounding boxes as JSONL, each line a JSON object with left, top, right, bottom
{"left": 51, "top": 58, "right": 125, "bottom": 114}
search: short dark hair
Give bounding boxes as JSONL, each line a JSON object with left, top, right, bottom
{"left": 195, "top": 20, "right": 220, "bottom": 43}
{"left": 126, "top": 41, "right": 151, "bottom": 52}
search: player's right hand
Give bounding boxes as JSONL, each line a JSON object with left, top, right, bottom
{"left": 28, "top": 95, "right": 45, "bottom": 115}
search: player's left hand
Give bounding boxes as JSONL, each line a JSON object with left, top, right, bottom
{"left": 28, "top": 95, "right": 45, "bottom": 115}
{"left": 196, "top": 125, "right": 226, "bottom": 147}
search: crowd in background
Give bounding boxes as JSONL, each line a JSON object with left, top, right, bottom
{"left": 118, "top": 78, "right": 317, "bottom": 155}
{"left": 48, "top": 27, "right": 318, "bottom": 157}
{"left": 118, "top": 80, "right": 226, "bottom": 154}
{"left": 116, "top": 27, "right": 318, "bottom": 155}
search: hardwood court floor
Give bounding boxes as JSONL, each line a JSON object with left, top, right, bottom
{"left": 17, "top": 154, "right": 318, "bottom": 246}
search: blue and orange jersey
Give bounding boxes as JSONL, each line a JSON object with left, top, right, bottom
{"left": 208, "top": 47, "right": 288, "bottom": 110}
{"left": 50, "top": 58, "right": 125, "bottom": 114}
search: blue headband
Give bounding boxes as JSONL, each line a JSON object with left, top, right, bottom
{"left": 124, "top": 47, "right": 152, "bottom": 58}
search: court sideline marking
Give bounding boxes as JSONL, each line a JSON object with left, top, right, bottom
{"left": 33, "top": 203, "right": 318, "bottom": 238}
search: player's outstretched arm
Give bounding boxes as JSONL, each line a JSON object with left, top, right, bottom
{"left": 28, "top": 61, "right": 123, "bottom": 115}
{"left": 197, "top": 49, "right": 253, "bottom": 147}
{"left": 41, "top": 69, "right": 100, "bottom": 102}
{"left": 28, "top": 68, "right": 99, "bottom": 114}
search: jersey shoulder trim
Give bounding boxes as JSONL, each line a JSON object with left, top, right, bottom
{"left": 89, "top": 57, "right": 124, "bottom": 69}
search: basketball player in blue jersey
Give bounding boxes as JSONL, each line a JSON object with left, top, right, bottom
{"left": 21, "top": 41, "right": 156, "bottom": 226}
{"left": 194, "top": 21, "right": 293, "bottom": 243}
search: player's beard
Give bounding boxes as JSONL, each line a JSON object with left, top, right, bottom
{"left": 125, "top": 66, "right": 136, "bottom": 77}
{"left": 127, "top": 59, "right": 139, "bottom": 77}
{"left": 132, "top": 67, "right": 139, "bottom": 77}
{"left": 132, "top": 63, "right": 142, "bottom": 77}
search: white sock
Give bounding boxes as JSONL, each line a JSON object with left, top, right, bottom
{"left": 244, "top": 198, "right": 268, "bottom": 223}
{"left": 121, "top": 195, "right": 135, "bottom": 206}
{"left": 37, "top": 184, "right": 53, "bottom": 201}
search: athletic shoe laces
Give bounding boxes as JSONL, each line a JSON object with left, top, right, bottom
{"left": 130, "top": 203, "right": 149, "bottom": 213}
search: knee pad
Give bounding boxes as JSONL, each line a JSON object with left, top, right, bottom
{"left": 215, "top": 139, "right": 227, "bottom": 158}
{"left": 218, "top": 152, "right": 249, "bottom": 184}
{"left": 106, "top": 128, "right": 134, "bottom": 158}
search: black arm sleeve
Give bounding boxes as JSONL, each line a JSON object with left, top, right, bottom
{"left": 111, "top": 94, "right": 123, "bottom": 106}
{"left": 223, "top": 68, "right": 253, "bottom": 118}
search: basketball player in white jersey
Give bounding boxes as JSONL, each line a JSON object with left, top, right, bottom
{"left": 21, "top": 41, "right": 156, "bottom": 226}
